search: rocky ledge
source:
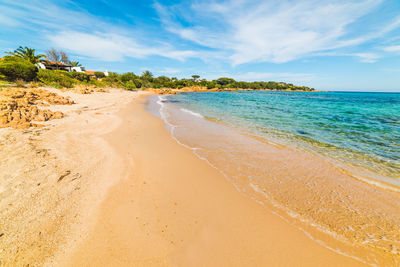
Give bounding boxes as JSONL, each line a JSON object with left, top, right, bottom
{"left": 0, "top": 88, "right": 74, "bottom": 129}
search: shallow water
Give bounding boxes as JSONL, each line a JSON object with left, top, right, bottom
{"left": 166, "top": 91, "right": 400, "bottom": 185}
{"left": 147, "top": 92, "right": 400, "bottom": 265}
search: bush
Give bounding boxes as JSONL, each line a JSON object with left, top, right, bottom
{"left": 94, "top": 71, "right": 105, "bottom": 79}
{"left": 66, "top": 71, "right": 90, "bottom": 82}
{"left": 37, "top": 69, "right": 76, "bottom": 88}
{"left": 0, "top": 59, "right": 38, "bottom": 81}
{"left": 133, "top": 78, "right": 143, "bottom": 88}
{"left": 124, "top": 80, "right": 136, "bottom": 90}
{"left": 15, "top": 79, "right": 26, "bottom": 87}
{"left": 120, "top": 72, "right": 136, "bottom": 82}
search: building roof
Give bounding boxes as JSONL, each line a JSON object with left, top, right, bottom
{"left": 43, "top": 60, "right": 71, "bottom": 67}
{"left": 84, "top": 71, "right": 95, "bottom": 75}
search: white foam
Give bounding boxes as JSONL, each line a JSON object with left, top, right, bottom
{"left": 151, "top": 95, "right": 375, "bottom": 266}
{"left": 180, "top": 108, "right": 204, "bottom": 118}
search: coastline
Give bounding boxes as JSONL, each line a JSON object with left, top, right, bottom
{"left": 153, "top": 93, "right": 400, "bottom": 265}
{"left": 0, "top": 88, "right": 395, "bottom": 265}
{"left": 54, "top": 94, "right": 364, "bottom": 266}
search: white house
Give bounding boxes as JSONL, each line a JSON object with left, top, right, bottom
{"left": 36, "top": 60, "right": 84, "bottom": 72}
{"left": 71, "top": 66, "right": 84, "bottom": 72}
{"left": 36, "top": 61, "right": 108, "bottom": 76}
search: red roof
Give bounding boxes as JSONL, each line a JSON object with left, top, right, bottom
{"left": 43, "top": 60, "right": 71, "bottom": 66}
{"left": 85, "top": 71, "right": 95, "bottom": 75}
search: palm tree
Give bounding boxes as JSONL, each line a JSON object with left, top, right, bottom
{"left": 6, "top": 46, "right": 46, "bottom": 64}
{"left": 69, "top": 61, "right": 82, "bottom": 67}
{"left": 141, "top": 70, "right": 153, "bottom": 78}
{"left": 141, "top": 70, "right": 154, "bottom": 82}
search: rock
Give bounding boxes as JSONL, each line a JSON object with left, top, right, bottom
{"left": 0, "top": 88, "right": 73, "bottom": 129}
{"left": 0, "top": 115, "right": 8, "bottom": 124}
{"left": 51, "top": 111, "right": 63, "bottom": 120}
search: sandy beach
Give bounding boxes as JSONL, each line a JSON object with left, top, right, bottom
{"left": 0, "top": 88, "right": 391, "bottom": 266}
{"left": 2, "top": 1, "right": 400, "bottom": 265}
{"left": 0, "top": 88, "right": 367, "bottom": 266}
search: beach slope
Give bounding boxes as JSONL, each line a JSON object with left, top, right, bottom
{"left": 57, "top": 95, "right": 364, "bottom": 266}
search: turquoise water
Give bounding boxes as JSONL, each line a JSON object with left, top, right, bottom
{"left": 166, "top": 91, "right": 400, "bottom": 182}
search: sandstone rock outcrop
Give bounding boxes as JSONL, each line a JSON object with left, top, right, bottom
{"left": 61, "top": 85, "right": 109, "bottom": 94}
{"left": 0, "top": 88, "right": 74, "bottom": 129}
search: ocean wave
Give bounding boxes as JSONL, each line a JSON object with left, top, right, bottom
{"left": 180, "top": 108, "right": 204, "bottom": 118}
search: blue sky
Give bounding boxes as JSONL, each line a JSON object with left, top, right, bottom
{"left": 1, "top": 0, "right": 400, "bottom": 91}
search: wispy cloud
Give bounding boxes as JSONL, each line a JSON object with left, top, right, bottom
{"left": 0, "top": 13, "right": 19, "bottom": 27}
{"left": 48, "top": 31, "right": 196, "bottom": 62}
{"left": 382, "top": 45, "right": 400, "bottom": 53}
{"left": 157, "top": 68, "right": 181, "bottom": 74}
{"left": 155, "top": 0, "right": 400, "bottom": 65}
{"left": 202, "top": 72, "right": 316, "bottom": 84}
{"left": 234, "top": 72, "right": 316, "bottom": 83}
{"left": 352, "top": 53, "right": 381, "bottom": 63}
{"left": 0, "top": 0, "right": 196, "bottom": 62}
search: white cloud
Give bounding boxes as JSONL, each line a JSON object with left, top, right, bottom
{"left": 156, "top": 0, "right": 399, "bottom": 65}
{"left": 3, "top": 0, "right": 400, "bottom": 66}
{"left": 203, "top": 72, "right": 315, "bottom": 84}
{"left": 1, "top": 0, "right": 196, "bottom": 62}
{"left": 382, "top": 45, "right": 400, "bottom": 53}
{"left": 234, "top": 72, "right": 315, "bottom": 82}
{"left": 0, "top": 13, "right": 19, "bottom": 27}
{"left": 48, "top": 31, "right": 196, "bottom": 62}
{"left": 158, "top": 68, "right": 181, "bottom": 74}
{"left": 352, "top": 53, "right": 381, "bottom": 63}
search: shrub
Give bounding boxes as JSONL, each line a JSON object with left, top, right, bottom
{"left": 120, "top": 72, "right": 136, "bottom": 82}
{"left": 37, "top": 69, "right": 76, "bottom": 88}
{"left": 66, "top": 71, "right": 90, "bottom": 82}
{"left": 15, "top": 79, "right": 26, "bottom": 87}
{"left": 124, "top": 80, "right": 136, "bottom": 90}
{"left": 94, "top": 71, "right": 105, "bottom": 79}
{"left": 133, "top": 78, "right": 143, "bottom": 88}
{"left": 0, "top": 58, "right": 38, "bottom": 81}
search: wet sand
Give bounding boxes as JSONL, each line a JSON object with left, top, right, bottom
{"left": 2, "top": 89, "right": 394, "bottom": 266}
{"left": 56, "top": 95, "right": 365, "bottom": 266}
{"left": 157, "top": 96, "right": 400, "bottom": 265}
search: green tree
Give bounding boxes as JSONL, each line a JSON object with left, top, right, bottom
{"left": 120, "top": 72, "right": 137, "bottom": 82}
{"left": 217, "top": 77, "right": 236, "bottom": 86}
{"left": 141, "top": 70, "right": 153, "bottom": 81}
{"left": 125, "top": 80, "right": 136, "bottom": 90}
{"left": 69, "top": 61, "right": 82, "bottom": 67}
{"left": 94, "top": 71, "right": 105, "bottom": 79}
{"left": 6, "top": 46, "right": 46, "bottom": 64}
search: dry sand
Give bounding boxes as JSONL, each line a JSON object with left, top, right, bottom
{"left": 1, "top": 88, "right": 368, "bottom": 266}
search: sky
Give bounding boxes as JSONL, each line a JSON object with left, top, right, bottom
{"left": 1, "top": 0, "right": 400, "bottom": 91}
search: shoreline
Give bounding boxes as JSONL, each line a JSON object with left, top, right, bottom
{"left": 0, "top": 88, "right": 397, "bottom": 265}
{"left": 158, "top": 91, "right": 400, "bottom": 188}
{"left": 55, "top": 93, "right": 365, "bottom": 266}
{"left": 151, "top": 93, "right": 400, "bottom": 265}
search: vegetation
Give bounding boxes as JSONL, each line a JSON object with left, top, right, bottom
{"left": 0, "top": 46, "right": 315, "bottom": 92}
{"left": 94, "top": 71, "right": 105, "bottom": 79}
{"left": 37, "top": 69, "right": 76, "bottom": 88}
{"left": 70, "top": 61, "right": 81, "bottom": 67}
{"left": 46, "top": 48, "right": 69, "bottom": 64}
{"left": 5, "top": 46, "right": 46, "bottom": 64}
{"left": 0, "top": 56, "right": 38, "bottom": 81}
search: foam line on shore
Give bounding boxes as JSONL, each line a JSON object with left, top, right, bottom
{"left": 154, "top": 95, "right": 371, "bottom": 266}
{"left": 179, "top": 108, "right": 204, "bottom": 118}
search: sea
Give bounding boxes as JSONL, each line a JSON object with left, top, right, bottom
{"left": 147, "top": 91, "right": 400, "bottom": 265}
{"left": 162, "top": 91, "right": 400, "bottom": 185}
